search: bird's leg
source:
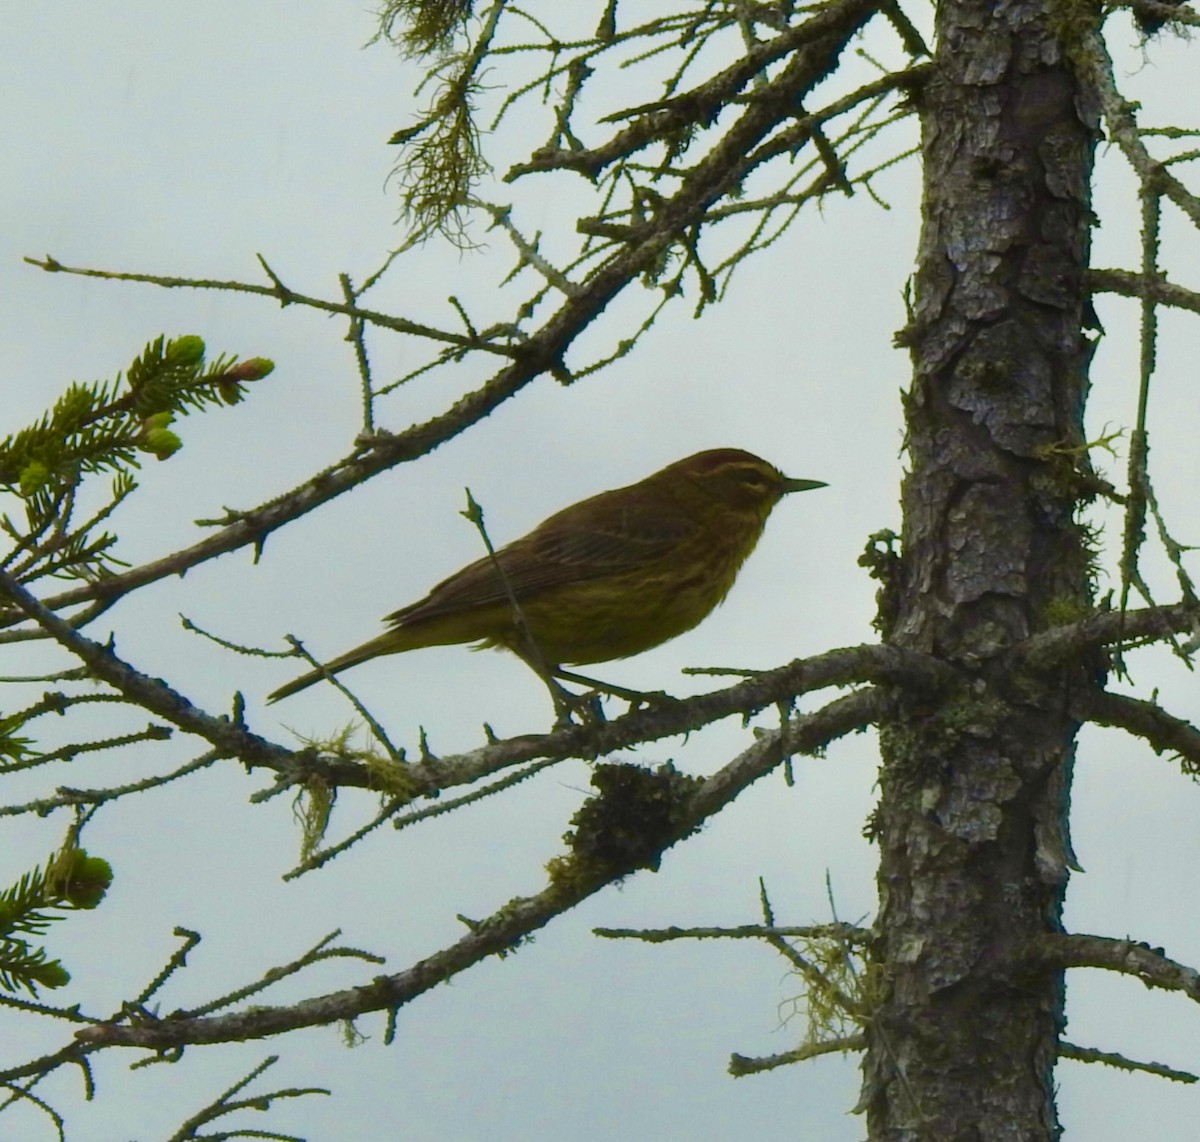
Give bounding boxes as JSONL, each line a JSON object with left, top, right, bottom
{"left": 461, "top": 501, "right": 599, "bottom": 726}
{"left": 510, "top": 650, "right": 605, "bottom": 727}
{"left": 551, "top": 668, "right": 674, "bottom": 713}
{"left": 548, "top": 680, "right": 606, "bottom": 728}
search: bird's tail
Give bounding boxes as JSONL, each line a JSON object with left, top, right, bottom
{"left": 266, "top": 631, "right": 404, "bottom": 704}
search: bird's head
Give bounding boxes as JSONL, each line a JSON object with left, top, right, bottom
{"left": 670, "top": 448, "right": 826, "bottom": 517}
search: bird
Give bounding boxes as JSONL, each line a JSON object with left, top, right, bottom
{"left": 267, "top": 448, "right": 825, "bottom": 707}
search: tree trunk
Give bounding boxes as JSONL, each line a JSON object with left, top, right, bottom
{"left": 864, "top": 2, "right": 1100, "bottom": 1137}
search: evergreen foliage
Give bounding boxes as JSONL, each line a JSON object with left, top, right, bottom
{"left": 0, "top": 846, "right": 111, "bottom": 996}
{"left": 0, "top": 336, "right": 272, "bottom": 583}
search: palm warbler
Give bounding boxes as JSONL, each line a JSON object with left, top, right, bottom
{"left": 268, "top": 448, "right": 824, "bottom": 703}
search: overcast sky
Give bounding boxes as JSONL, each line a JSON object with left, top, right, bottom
{"left": 2, "top": 4, "right": 1200, "bottom": 1140}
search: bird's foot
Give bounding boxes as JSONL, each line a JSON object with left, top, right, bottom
{"left": 620, "top": 688, "right": 675, "bottom": 714}
{"left": 548, "top": 679, "right": 607, "bottom": 729}
{"left": 552, "top": 668, "right": 676, "bottom": 712}
{"left": 551, "top": 694, "right": 606, "bottom": 729}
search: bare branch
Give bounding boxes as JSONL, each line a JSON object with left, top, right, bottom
{"left": 595, "top": 922, "right": 871, "bottom": 944}
{"left": 0, "top": 566, "right": 297, "bottom": 773}
{"left": 1029, "top": 933, "right": 1200, "bottom": 1003}
{"left": 1088, "top": 268, "right": 1200, "bottom": 314}
{"left": 506, "top": 7, "right": 887, "bottom": 181}
{"left": 164, "top": 1055, "right": 328, "bottom": 1142}
{"left": 73, "top": 688, "right": 885, "bottom": 1050}
{"left": 1059, "top": 1040, "right": 1198, "bottom": 1084}
{"left": 3, "top": 0, "right": 884, "bottom": 637}
{"left": 1077, "top": 26, "right": 1200, "bottom": 228}
{"left": 1009, "top": 602, "right": 1197, "bottom": 672}
{"left": 23, "top": 256, "right": 516, "bottom": 357}
{"left": 0, "top": 749, "right": 224, "bottom": 819}
{"left": 729, "top": 1033, "right": 867, "bottom": 1076}
{"left": 0, "top": 553, "right": 948, "bottom": 809}
{"left": 1071, "top": 690, "right": 1200, "bottom": 774}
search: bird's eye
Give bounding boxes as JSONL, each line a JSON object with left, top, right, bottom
{"left": 737, "top": 468, "right": 769, "bottom": 488}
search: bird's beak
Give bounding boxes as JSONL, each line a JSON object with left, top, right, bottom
{"left": 781, "top": 476, "right": 827, "bottom": 494}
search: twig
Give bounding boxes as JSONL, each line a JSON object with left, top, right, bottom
{"left": 1028, "top": 933, "right": 1200, "bottom": 1002}
{"left": 0, "top": 748, "right": 224, "bottom": 819}
{"left": 729, "top": 1033, "right": 867, "bottom": 1075}
{"left": 594, "top": 922, "right": 870, "bottom": 943}
{"left": 1071, "top": 690, "right": 1200, "bottom": 774}
{"left": 1059, "top": 1040, "right": 1197, "bottom": 1084}
{"left": 74, "top": 688, "right": 887, "bottom": 1050}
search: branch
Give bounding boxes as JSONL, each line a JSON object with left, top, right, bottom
{"left": 164, "top": 1056, "right": 328, "bottom": 1142}
{"left": 506, "top": 3, "right": 888, "bottom": 181}
{"left": 1077, "top": 26, "right": 1200, "bottom": 228}
{"left": 594, "top": 922, "right": 871, "bottom": 944}
{"left": 284, "top": 756, "right": 561, "bottom": 879}
{"left": 0, "top": 748, "right": 224, "bottom": 819}
{"left": 0, "top": 567, "right": 294, "bottom": 773}
{"left": 1088, "top": 268, "right": 1200, "bottom": 315}
{"left": 287, "top": 642, "right": 949, "bottom": 797}
{"left": 74, "top": 688, "right": 886, "bottom": 1050}
{"left": 0, "top": 556, "right": 948, "bottom": 805}
{"left": 1072, "top": 689, "right": 1200, "bottom": 773}
{"left": 729, "top": 1033, "right": 867, "bottom": 1076}
{"left": 1059, "top": 1040, "right": 1198, "bottom": 1084}
{"left": 1118, "top": 0, "right": 1200, "bottom": 31}
{"left": 478, "top": 202, "right": 581, "bottom": 296}
{"left": 4, "top": 0, "right": 882, "bottom": 635}
{"left": 1009, "top": 602, "right": 1197, "bottom": 672}
{"left": 726, "top": 64, "right": 928, "bottom": 179}
{"left": 24, "top": 256, "right": 515, "bottom": 357}
{"left": 1029, "top": 933, "right": 1200, "bottom": 1003}
{"left": 181, "top": 931, "right": 384, "bottom": 1020}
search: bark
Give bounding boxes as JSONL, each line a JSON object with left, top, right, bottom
{"left": 864, "top": 2, "right": 1101, "bottom": 1137}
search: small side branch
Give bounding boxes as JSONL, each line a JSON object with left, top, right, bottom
{"left": 1073, "top": 690, "right": 1200, "bottom": 774}
{"left": 479, "top": 202, "right": 580, "bottom": 296}
{"left": 506, "top": 7, "right": 884, "bottom": 182}
{"left": 24, "top": 256, "right": 515, "bottom": 358}
{"left": 164, "top": 1055, "right": 328, "bottom": 1142}
{"left": 0, "top": 748, "right": 224, "bottom": 819}
{"left": 72, "top": 688, "right": 886, "bottom": 1051}
{"left": 1029, "top": 933, "right": 1200, "bottom": 1004}
{"left": 594, "top": 922, "right": 870, "bottom": 945}
{"left": 730, "top": 1034, "right": 867, "bottom": 1076}
{"left": 1011, "top": 602, "right": 1196, "bottom": 672}
{"left": 1078, "top": 27, "right": 1200, "bottom": 228}
{"left": 1059, "top": 1040, "right": 1198, "bottom": 1084}
{"left": 0, "top": 566, "right": 294, "bottom": 773}
{"left": 1089, "top": 268, "right": 1200, "bottom": 315}
{"left": 0, "top": 570, "right": 946, "bottom": 801}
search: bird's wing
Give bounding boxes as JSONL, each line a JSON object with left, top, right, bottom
{"left": 386, "top": 491, "right": 696, "bottom": 626}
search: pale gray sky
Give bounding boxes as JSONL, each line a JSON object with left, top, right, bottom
{"left": 2, "top": 4, "right": 1199, "bottom": 1140}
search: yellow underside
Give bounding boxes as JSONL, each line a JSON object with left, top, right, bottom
{"left": 396, "top": 561, "right": 743, "bottom": 667}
